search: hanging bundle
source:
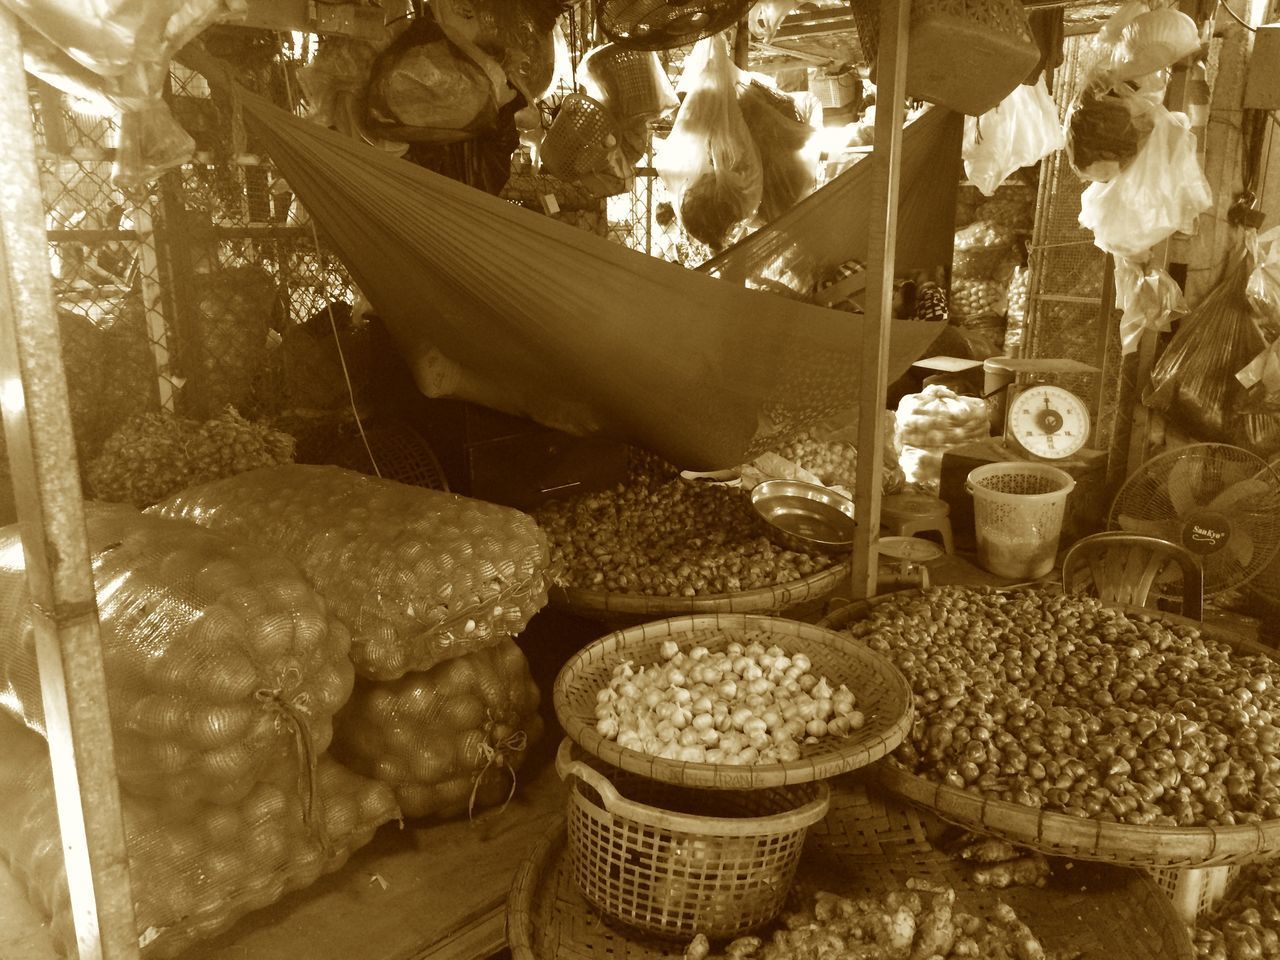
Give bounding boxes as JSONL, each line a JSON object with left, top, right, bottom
{"left": 364, "top": 16, "right": 500, "bottom": 143}
{"left": 654, "top": 35, "right": 763, "bottom": 250}
{"left": 1144, "top": 247, "right": 1280, "bottom": 457}
{"left": 737, "top": 79, "right": 819, "bottom": 224}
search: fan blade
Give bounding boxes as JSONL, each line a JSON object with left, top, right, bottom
{"left": 1208, "top": 477, "right": 1274, "bottom": 511}
{"left": 1165, "top": 455, "right": 1204, "bottom": 516}
{"left": 1116, "top": 515, "right": 1176, "bottom": 540}
{"left": 1223, "top": 530, "right": 1255, "bottom": 571}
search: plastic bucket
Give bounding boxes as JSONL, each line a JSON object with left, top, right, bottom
{"left": 966, "top": 462, "right": 1075, "bottom": 579}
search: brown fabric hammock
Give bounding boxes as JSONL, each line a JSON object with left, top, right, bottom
{"left": 218, "top": 68, "right": 961, "bottom": 470}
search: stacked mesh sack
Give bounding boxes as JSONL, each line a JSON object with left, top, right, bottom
{"left": 154, "top": 465, "right": 550, "bottom": 819}
{"left": 0, "top": 503, "right": 398, "bottom": 957}
{"left": 0, "top": 717, "right": 397, "bottom": 958}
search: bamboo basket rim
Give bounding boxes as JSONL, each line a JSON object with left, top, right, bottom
{"left": 552, "top": 613, "right": 912, "bottom": 790}
{"left": 549, "top": 559, "right": 851, "bottom": 617}
{"left": 822, "top": 587, "right": 1280, "bottom": 868}
{"left": 508, "top": 783, "right": 1196, "bottom": 960}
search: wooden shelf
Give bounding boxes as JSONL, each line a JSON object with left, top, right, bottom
{"left": 0, "top": 753, "right": 566, "bottom": 960}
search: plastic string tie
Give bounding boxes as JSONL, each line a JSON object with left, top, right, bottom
{"left": 255, "top": 667, "right": 331, "bottom": 852}
{"left": 467, "top": 714, "right": 530, "bottom": 823}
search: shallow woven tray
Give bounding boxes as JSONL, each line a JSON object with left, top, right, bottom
{"left": 553, "top": 614, "right": 912, "bottom": 791}
{"left": 549, "top": 560, "right": 851, "bottom": 621}
{"left": 822, "top": 591, "right": 1280, "bottom": 869}
{"left": 508, "top": 777, "right": 1195, "bottom": 960}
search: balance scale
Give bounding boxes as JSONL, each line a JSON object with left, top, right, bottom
{"left": 939, "top": 358, "right": 1108, "bottom": 549}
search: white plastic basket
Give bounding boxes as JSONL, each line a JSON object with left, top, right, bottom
{"left": 966, "top": 461, "right": 1075, "bottom": 579}
{"left": 1148, "top": 864, "right": 1238, "bottom": 924}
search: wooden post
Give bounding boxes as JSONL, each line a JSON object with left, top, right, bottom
{"left": 0, "top": 10, "right": 139, "bottom": 960}
{"left": 1184, "top": 0, "right": 1257, "bottom": 305}
{"left": 850, "top": 0, "right": 908, "bottom": 599}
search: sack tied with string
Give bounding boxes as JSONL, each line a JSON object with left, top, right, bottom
{"left": 0, "top": 504, "right": 355, "bottom": 810}
{"left": 0, "top": 718, "right": 398, "bottom": 960}
{"left": 331, "top": 636, "right": 543, "bottom": 819}
{"left": 152, "top": 464, "right": 552, "bottom": 681}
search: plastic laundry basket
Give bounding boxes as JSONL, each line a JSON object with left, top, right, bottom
{"left": 967, "top": 461, "right": 1075, "bottom": 579}
{"left": 556, "top": 739, "right": 829, "bottom": 940}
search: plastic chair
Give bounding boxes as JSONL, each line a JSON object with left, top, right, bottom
{"left": 1060, "top": 532, "right": 1203, "bottom": 621}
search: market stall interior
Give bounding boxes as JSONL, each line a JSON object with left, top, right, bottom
{"left": 3, "top": 0, "right": 1280, "bottom": 959}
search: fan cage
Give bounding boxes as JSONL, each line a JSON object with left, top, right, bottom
{"left": 1108, "top": 444, "right": 1280, "bottom": 596}
{"left": 598, "top": 0, "right": 753, "bottom": 52}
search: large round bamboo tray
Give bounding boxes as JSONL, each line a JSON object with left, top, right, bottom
{"left": 553, "top": 614, "right": 912, "bottom": 790}
{"left": 821, "top": 589, "right": 1280, "bottom": 869}
{"left": 508, "top": 777, "right": 1195, "bottom": 960}
{"left": 549, "top": 560, "right": 851, "bottom": 623}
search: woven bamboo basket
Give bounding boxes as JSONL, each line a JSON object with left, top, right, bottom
{"left": 553, "top": 614, "right": 912, "bottom": 791}
{"left": 557, "top": 740, "right": 829, "bottom": 939}
{"left": 508, "top": 777, "right": 1196, "bottom": 960}
{"left": 540, "top": 94, "right": 622, "bottom": 182}
{"left": 821, "top": 592, "right": 1280, "bottom": 869}
{"left": 549, "top": 560, "right": 852, "bottom": 624}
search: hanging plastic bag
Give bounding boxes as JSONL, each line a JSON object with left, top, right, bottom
{"left": 1113, "top": 256, "right": 1186, "bottom": 355}
{"left": 432, "top": 0, "right": 556, "bottom": 106}
{"left": 299, "top": 38, "right": 380, "bottom": 130}
{"left": 364, "top": 16, "right": 500, "bottom": 143}
{"left": 654, "top": 35, "right": 763, "bottom": 250}
{"left": 1247, "top": 225, "right": 1280, "bottom": 332}
{"left": 737, "top": 79, "right": 819, "bottom": 223}
{"left": 748, "top": 0, "right": 795, "bottom": 43}
{"left": 1238, "top": 340, "right": 1280, "bottom": 413}
{"left": 963, "top": 78, "right": 1066, "bottom": 197}
{"left": 1145, "top": 247, "right": 1280, "bottom": 457}
{"left": 1078, "top": 105, "right": 1211, "bottom": 260}
{"left": 1064, "top": 78, "right": 1160, "bottom": 183}
{"left": 11, "top": 0, "right": 242, "bottom": 187}
{"left": 1063, "top": 3, "right": 1164, "bottom": 183}
{"left": 1064, "top": 3, "right": 1198, "bottom": 183}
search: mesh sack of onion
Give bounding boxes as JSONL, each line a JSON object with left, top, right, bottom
{"left": 0, "top": 717, "right": 398, "bottom": 959}
{"left": 152, "top": 464, "right": 552, "bottom": 680}
{"left": 332, "top": 636, "right": 543, "bottom": 819}
{"left": 0, "top": 503, "right": 355, "bottom": 810}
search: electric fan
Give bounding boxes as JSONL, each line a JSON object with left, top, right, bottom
{"left": 1248, "top": 453, "right": 1280, "bottom": 613}
{"left": 598, "top": 0, "right": 753, "bottom": 51}
{"left": 1109, "top": 443, "right": 1280, "bottom": 596}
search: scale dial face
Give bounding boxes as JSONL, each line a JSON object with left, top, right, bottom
{"left": 1006, "top": 384, "right": 1091, "bottom": 460}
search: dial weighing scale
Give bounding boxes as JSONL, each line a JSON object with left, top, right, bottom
{"left": 938, "top": 358, "right": 1108, "bottom": 550}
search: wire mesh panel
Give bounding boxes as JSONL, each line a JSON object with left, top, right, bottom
{"left": 1024, "top": 35, "right": 1128, "bottom": 486}
{"left": 24, "top": 90, "right": 173, "bottom": 500}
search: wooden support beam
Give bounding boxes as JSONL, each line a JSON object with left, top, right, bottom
{"left": 0, "top": 10, "right": 139, "bottom": 960}
{"left": 849, "top": 0, "right": 908, "bottom": 600}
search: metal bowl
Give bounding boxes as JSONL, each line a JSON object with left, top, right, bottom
{"left": 751, "top": 479, "right": 857, "bottom": 555}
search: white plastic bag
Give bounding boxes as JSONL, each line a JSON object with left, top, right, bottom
{"left": 1113, "top": 256, "right": 1187, "bottom": 355}
{"left": 963, "top": 78, "right": 1066, "bottom": 197}
{"left": 1247, "top": 226, "right": 1280, "bottom": 332}
{"left": 1078, "top": 106, "right": 1211, "bottom": 260}
{"left": 654, "top": 35, "right": 763, "bottom": 250}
